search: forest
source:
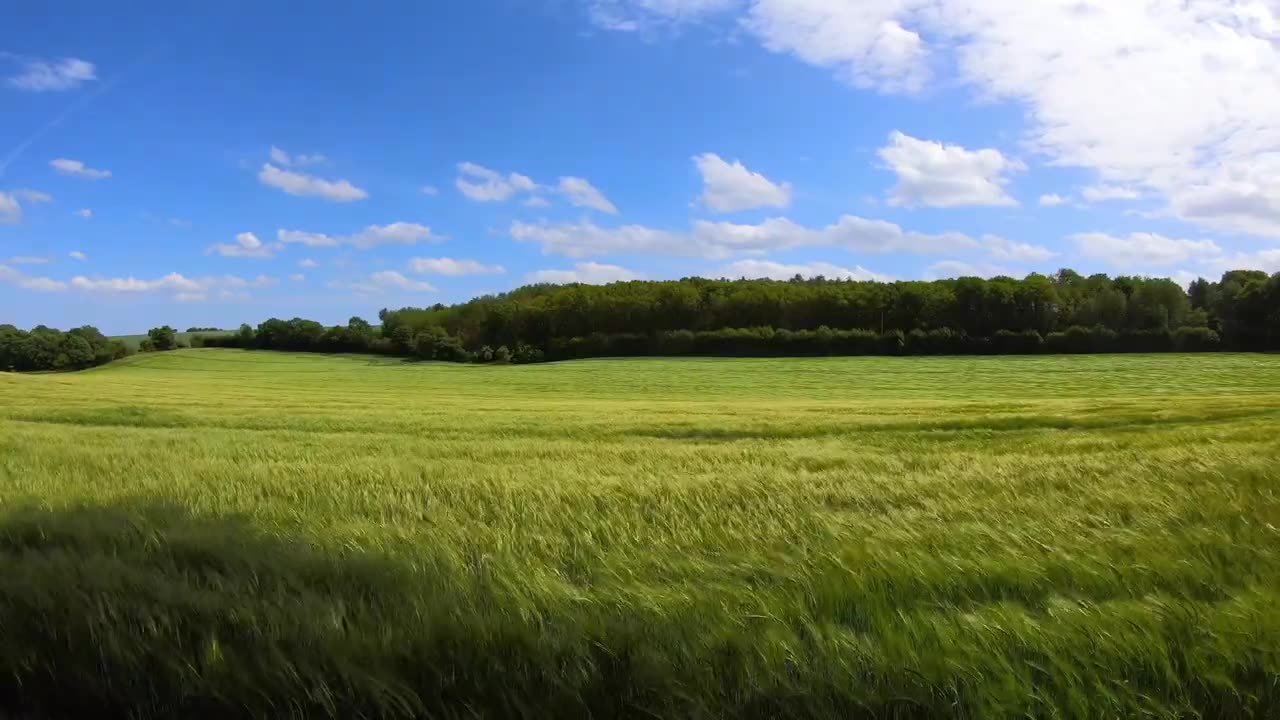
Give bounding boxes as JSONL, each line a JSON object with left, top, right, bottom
{"left": 5, "top": 268, "right": 1277, "bottom": 372}
{"left": 202, "top": 269, "right": 1277, "bottom": 362}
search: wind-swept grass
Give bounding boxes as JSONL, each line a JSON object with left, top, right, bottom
{"left": 1, "top": 349, "right": 1278, "bottom": 717}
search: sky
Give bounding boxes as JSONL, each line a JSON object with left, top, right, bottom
{"left": 2, "top": 0, "right": 1279, "bottom": 333}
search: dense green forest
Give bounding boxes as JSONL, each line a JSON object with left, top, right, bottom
{"left": 197, "top": 269, "right": 1278, "bottom": 362}
{"left": 5, "top": 269, "right": 1276, "bottom": 371}
{"left": 0, "top": 325, "right": 130, "bottom": 372}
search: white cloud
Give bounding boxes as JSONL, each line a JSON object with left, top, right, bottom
{"left": 6, "top": 57, "right": 96, "bottom": 91}
{"left": 0, "top": 265, "right": 67, "bottom": 291}
{"left": 14, "top": 189, "right": 52, "bottom": 204}
{"left": 1039, "top": 194, "right": 1068, "bottom": 207}
{"left": 0, "top": 193, "right": 20, "bottom": 224}
{"left": 525, "top": 196, "right": 551, "bottom": 208}
{"left": 1081, "top": 185, "right": 1142, "bottom": 202}
{"left": 1073, "top": 232, "right": 1222, "bottom": 267}
{"left": 421, "top": 185, "right": 440, "bottom": 196}
{"left": 208, "top": 231, "right": 282, "bottom": 259}
{"left": 334, "top": 271, "right": 437, "bottom": 294}
{"left": 75, "top": 208, "right": 92, "bottom": 218}
{"left": 512, "top": 215, "right": 977, "bottom": 259}
{"left": 289, "top": 273, "right": 306, "bottom": 283}
{"left": 0, "top": 189, "right": 56, "bottom": 223}
{"left": 748, "top": 1, "right": 929, "bottom": 93}
{"left": 455, "top": 162, "right": 537, "bottom": 202}
{"left": 0, "top": 266, "right": 274, "bottom": 298}
{"left": 718, "top": 259, "right": 891, "bottom": 282}
{"left": 587, "top": 0, "right": 738, "bottom": 31}
{"left": 6, "top": 256, "right": 48, "bottom": 265}
{"left": 595, "top": 1, "right": 1280, "bottom": 237}
{"left": 269, "top": 146, "right": 326, "bottom": 167}
{"left": 527, "top": 262, "right": 641, "bottom": 285}
{"left": 558, "top": 176, "right": 619, "bottom": 214}
{"left": 983, "top": 236, "right": 1056, "bottom": 263}
{"left": 693, "top": 153, "right": 792, "bottom": 213}
{"left": 298, "top": 258, "right": 319, "bottom": 269}
{"left": 257, "top": 164, "right": 367, "bottom": 202}
{"left": 50, "top": 158, "right": 111, "bottom": 180}
{"left": 925, "top": 260, "right": 1017, "bottom": 280}
{"left": 69, "top": 251, "right": 87, "bottom": 261}
{"left": 408, "top": 257, "right": 506, "bottom": 276}
{"left": 879, "top": 131, "right": 1022, "bottom": 208}
{"left": 1170, "top": 153, "right": 1280, "bottom": 236}
{"left": 278, "top": 222, "right": 439, "bottom": 250}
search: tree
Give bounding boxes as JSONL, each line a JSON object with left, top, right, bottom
{"left": 146, "top": 326, "right": 178, "bottom": 352}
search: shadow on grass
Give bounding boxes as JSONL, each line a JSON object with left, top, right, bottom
{"left": 0, "top": 502, "right": 1274, "bottom": 719}
{"left": 0, "top": 502, "right": 880, "bottom": 719}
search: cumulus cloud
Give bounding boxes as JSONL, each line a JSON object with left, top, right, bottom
{"left": 269, "top": 146, "right": 326, "bottom": 167}
{"left": 5, "top": 56, "right": 96, "bottom": 91}
{"left": 75, "top": 208, "right": 92, "bottom": 219}
{"left": 14, "top": 189, "right": 52, "bottom": 204}
{"left": 278, "top": 222, "right": 439, "bottom": 250}
{"left": 587, "top": 0, "right": 738, "bottom": 31}
{"left": 69, "top": 251, "right": 87, "bottom": 261}
{"left": 0, "top": 266, "right": 275, "bottom": 299}
{"left": 512, "top": 215, "right": 976, "bottom": 259}
{"left": 1039, "top": 194, "right": 1068, "bottom": 207}
{"left": 258, "top": 164, "right": 368, "bottom": 202}
{"left": 207, "top": 231, "right": 282, "bottom": 258}
{"left": 1073, "top": 232, "right": 1222, "bottom": 268}
{"left": 925, "top": 260, "right": 1017, "bottom": 280}
{"left": 0, "top": 189, "right": 54, "bottom": 223}
{"left": 591, "top": 0, "right": 1280, "bottom": 238}
{"left": 0, "top": 193, "right": 21, "bottom": 224}
{"left": 1081, "top": 185, "right": 1142, "bottom": 202}
{"left": 455, "top": 162, "right": 538, "bottom": 202}
{"left": 718, "top": 259, "right": 891, "bottom": 282}
{"left": 408, "top": 257, "right": 506, "bottom": 276}
{"left": 421, "top": 185, "right": 440, "bottom": 196}
{"left": 558, "top": 176, "right": 618, "bottom": 214}
{"left": 289, "top": 273, "right": 306, "bottom": 283}
{"left": 983, "top": 236, "right": 1057, "bottom": 263}
{"left": 527, "top": 262, "right": 641, "bottom": 285}
{"left": 333, "top": 271, "right": 437, "bottom": 294}
{"left": 879, "top": 131, "right": 1023, "bottom": 208}
{"left": 298, "top": 258, "right": 319, "bottom": 268}
{"left": 50, "top": 158, "right": 110, "bottom": 180}
{"left": 0, "top": 265, "right": 67, "bottom": 291}
{"left": 694, "top": 153, "right": 792, "bottom": 213}
{"left": 6, "top": 256, "right": 48, "bottom": 265}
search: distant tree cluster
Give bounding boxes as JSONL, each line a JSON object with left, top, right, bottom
{"left": 185, "top": 327, "right": 222, "bottom": 333}
{"left": 0, "top": 325, "right": 130, "bottom": 372}
{"left": 198, "top": 269, "right": 1280, "bottom": 363}
{"left": 139, "top": 326, "right": 180, "bottom": 353}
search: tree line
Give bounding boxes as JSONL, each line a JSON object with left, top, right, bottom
{"left": 196, "top": 269, "right": 1278, "bottom": 363}
{"left": 0, "top": 325, "right": 131, "bottom": 372}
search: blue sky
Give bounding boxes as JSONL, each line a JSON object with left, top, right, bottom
{"left": 3, "top": 0, "right": 1279, "bottom": 333}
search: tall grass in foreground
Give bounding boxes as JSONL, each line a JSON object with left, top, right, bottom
{"left": 1, "top": 350, "right": 1278, "bottom": 717}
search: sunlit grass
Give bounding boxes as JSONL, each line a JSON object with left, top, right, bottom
{"left": 1, "top": 349, "right": 1278, "bottom": 717}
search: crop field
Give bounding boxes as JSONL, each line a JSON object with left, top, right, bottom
{"left": 1, "top": 349, "right": 1278, "bottom": 718}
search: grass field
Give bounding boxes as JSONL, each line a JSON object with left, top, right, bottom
{"left": 1, "top": 349, "right": 1278, "bottom": 718}
{"left": 110, "top": 330, "right": 233, "bottom": 350}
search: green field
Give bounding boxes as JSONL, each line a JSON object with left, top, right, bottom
{"left": 1, "top": 349, "right": 1278, "bottom": 717}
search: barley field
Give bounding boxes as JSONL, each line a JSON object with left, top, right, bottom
{"left": 1, "top": 349, "right": 1279, "bottom": 718}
